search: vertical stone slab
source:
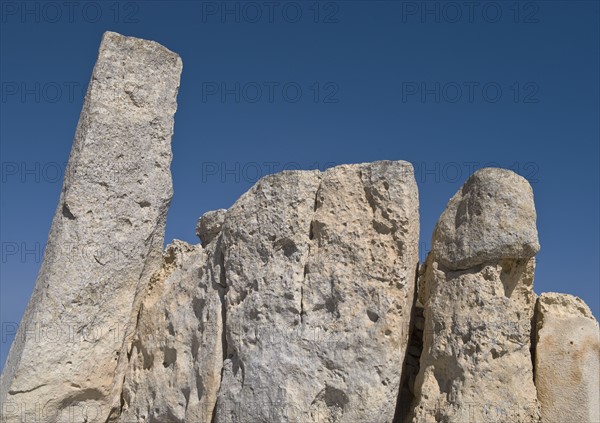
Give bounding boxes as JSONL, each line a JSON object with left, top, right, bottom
{"left": 214, "top": 169, "right": 322, "bottom": 423}
{"left": 214, "top": 161, "right": 419, "bottom": 423}
{"left": 118, "top": 241, "right": 223, "bottom": 423}
{"left": 535, "top": 293, "right": 600, "bottom": 423}
{"left": 0, "top": 32, "right": 182, "bottom": 422}
{"left": 410, "top": 169, "right": 542, "bottom": 423}
{"left": 302, "top": 162, "right": 419, "bottom": 423}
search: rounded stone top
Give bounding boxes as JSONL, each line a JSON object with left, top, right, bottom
{"left": 431, "top": 168, "right": 540, "bottom": 270}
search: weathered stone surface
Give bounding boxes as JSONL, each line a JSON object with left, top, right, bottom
{"left": 535, "top": 293, "right": 600, "bottom": 423}
{"left": 411, "top": 257, "right": 541, "bottom": 422}
{"left": 118, "top": 241, "right": 223, "bottom": 423}
{"left": 196, "top": 209, "right": 227, "bottom": 246}
{"left": 214, "top": 161, "right": 419, "bottom": 423}
{"left": 409, "top": 168, "right": 541, "bottom": 423}
{"left": 2, "top": 32, "right": 599, "bottom": 423}
{"left": 0, "top": 31, "right": 182, "bottom": 422}
{"left": 432, "top": 168, "right": 540, "bottom": 270}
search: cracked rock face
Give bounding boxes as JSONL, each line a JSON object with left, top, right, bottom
{"left": 214, "top": 162, "right": 419, "bottom": 423}
{"left": 0, "top": 32, "right": 182, "bottom": 422}
{"left": 409, "top": 168, "right": 542, "bottom": 423}
{"left": 535, "top": 293, "right": 600, "bottom": 423}
{"left": 118, "top": 241, "right": 223, "bottom": 423}
{"left": 2, "top": 30, "right": 600, "bottom": 423}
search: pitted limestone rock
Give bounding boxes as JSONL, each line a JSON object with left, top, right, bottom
{"left": 118, "top": 241, "right": 223, "bottom": 423}
{"left": 432, "top": 168, "right": 540, "bottom": 270}
{"left": 214, "top": 161, "right": 420, "bottom": 423}
{"left": 0, "top": 31, "right": 182, "bottom": 422}
{"left": 535, "top": 293, "right": 600, "bottom": 423}
{"left": 410, "top": 168, "right": 542, "bottom": 423}
{"left": 196, "top": 208, "right": 227, "bottom": 246}
{"left": 2, "top": 32, "right": 599, "bottom": 423}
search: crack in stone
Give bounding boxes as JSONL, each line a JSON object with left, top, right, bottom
{"left": 301, "top": 176, "right": 323, "bottom": 324}
{"left": 7, "top": 383, "right": 47, "bottom": 395}
{"left": 210, "top": 234, "right": 230, "bottom": 423}
{"left": 392, "top": 261, "right": 421, "bottom": 423}
{"left": 105, "top": 223, "right": 170, "bottom": 423}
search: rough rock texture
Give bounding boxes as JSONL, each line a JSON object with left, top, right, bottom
{"left": 432, "top": 168, "right": 540, "bottom": 270}
{"left": 118, "top": 241, "right": 223, "bottom": 423}
{"left": 0, "top": 31, "right": 182, "bottom": 422}
{"left": 535, "top": 293, "right": 600, "bottom": 423}
{"left": 409, "top": 169, "right": 542, "bottom": 423}
{"left": 196, "top": 209, "right": 227, "bottom": 246}
{"left": 214, "top": 161, "right": 419, "bottom": 422}
{"left": 1, "top": 30, "right": 599, "bottom": 423}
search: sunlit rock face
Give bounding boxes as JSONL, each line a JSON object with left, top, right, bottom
{"left": 1, "top": 32, "right": 598, "bottom": 423}
{"left": 0, "top": 31, "right": 182, "bottom": 422}
{"left": 409, "top": 169, "right": 542, "bottom": 423}
{"left": 211, "top": 162, "right": 419, "bottom": 423}
{"left": 535, "top": 293, "right": 600, "bottom": 423}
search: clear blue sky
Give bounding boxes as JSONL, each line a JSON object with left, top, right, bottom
{"left": 1, "top": 1, "right": 598, "bottom": 371}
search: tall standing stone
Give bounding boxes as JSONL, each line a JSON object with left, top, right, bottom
{"left": 214, "top": 161, "right": 420, "bottom": 423}
{"left": 0, "top": 32, "right": 182, "bottom": 422}
{"left": 535, "top": 293, "right": 600, "bottom": 423}
{"left": 409, "top": 169, "right": 542, "bottom": 423}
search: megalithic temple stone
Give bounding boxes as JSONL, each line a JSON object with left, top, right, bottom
{"left": 409, "top": 169, "right": 542, "bottom": 423}
{"left": 0, "top": 32, "right": 182, "bottom": 422}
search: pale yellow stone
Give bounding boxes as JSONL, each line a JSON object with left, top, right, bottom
{"left": 535, "top": 293, "right": 600, "bottom": 423}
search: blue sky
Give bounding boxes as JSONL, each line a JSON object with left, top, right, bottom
{"left": 1, "top": 0, "right": 598, "bottom": 371}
